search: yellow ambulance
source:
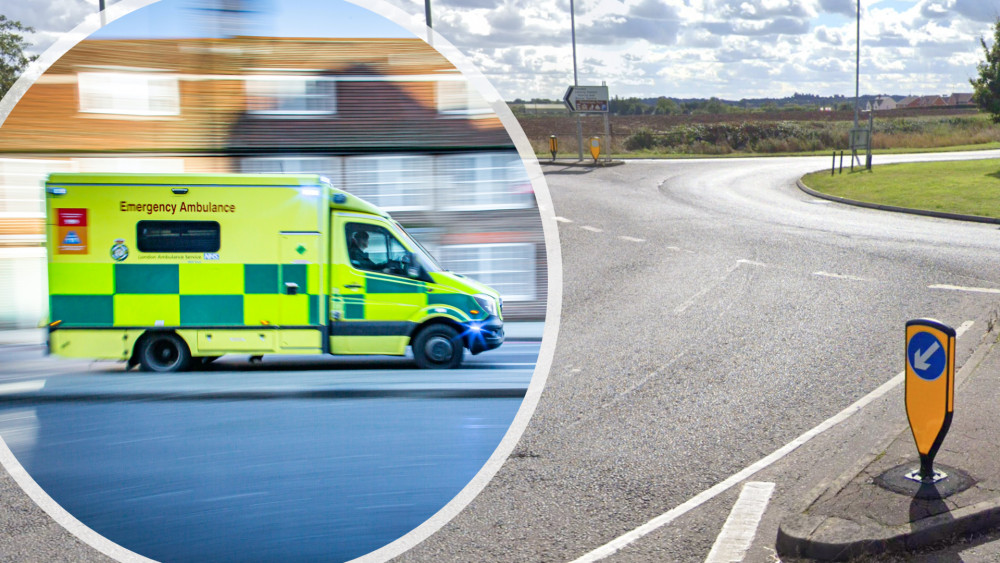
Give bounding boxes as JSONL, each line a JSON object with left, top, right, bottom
{"left": 45, "top": 173, "right": 504, "bottom": 371}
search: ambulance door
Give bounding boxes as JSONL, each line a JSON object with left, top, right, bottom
{"left": 329, "top": 215, "right": 426, "bottom": 355}
{"left": 277, "top": 232, "right": 322, "bottom": 350}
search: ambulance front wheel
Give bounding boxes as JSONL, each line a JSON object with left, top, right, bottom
{"left": 139, "top": 332, "right": 192, "bottom": 373}
{"left": 412, "top": 325, "right": 463, "bottom": 369}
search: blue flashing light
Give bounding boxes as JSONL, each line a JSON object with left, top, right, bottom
{"left": 333, "top": 193, "right": 347, "bottom": 204}
{"left": 48, "top": 187, "right": 68, "bottom": 196}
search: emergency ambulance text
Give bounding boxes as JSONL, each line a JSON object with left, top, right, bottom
{"left": 120, "top": 201, "right": 236, "bottom": 214}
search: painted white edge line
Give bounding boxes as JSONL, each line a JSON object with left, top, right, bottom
{"left": 814, "top": 271, "right": 869, "bottom": 282}
{"left": 704, "top": 481, "right": 775, "bottom": 563}
{"left": 580, "top": 226, "right": 604, "bottom": 233}
{"left": 555, "top": 217, "right": 574, "bottom": 223}
{"left": 619, "top": 236, "right": 645, "bottom": 243}
{"left": 929, "top": 284, "right": 1000, "bottom": 295}
{"left": 570, "top": 321, "right": 973, "bottom": 563}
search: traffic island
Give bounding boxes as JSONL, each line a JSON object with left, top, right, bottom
{"left": 776, "top": 327, "right": 1000, "bottom": 561}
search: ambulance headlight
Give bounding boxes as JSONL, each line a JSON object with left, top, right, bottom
{"left": 474, "top": 294, "right": 498, "bottom": 317}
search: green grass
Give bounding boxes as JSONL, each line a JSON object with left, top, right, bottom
{"left": 802, "top": 159, "right": 1000, "bottom": 219}
{"left": 534, "top": 142, "right": 1000, "bottom": 161}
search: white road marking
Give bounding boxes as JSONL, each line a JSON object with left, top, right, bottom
{"left": 619, "top": 236, "right": 646, "bottom": 243}
{"left": 555, "top": 217, "right": 574, "bottom": 223}
{"left": 737, "top": 259, "right": 768, "bottom": 268}
{"left": 704, "top": 481, "right": 775, "bottom": 563}
{"left": 667, "top": 246, "right": 682, "bottom": 251}
{"left": 580, "top": 226, "right": 604, "bottom": 233}
{"left": 929, "top": 284, "right": 1000, "bottom": 294}
{"left": 673, "top": 262, "right": 742, "bottom": 314}
{"left": 813, "top": 271, "right": 870, "bottom": 282}
{"left": 0, "top": 380, "right": 45, "bottom": 394}
{"left": 570, "top": 321, "right": 973, "bottom": 563}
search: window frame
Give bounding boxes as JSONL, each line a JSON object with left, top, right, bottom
{"left": 136, "top": 220, "right": 221, "bottom": 253}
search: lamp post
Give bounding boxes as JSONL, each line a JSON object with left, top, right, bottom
{"left": 570, "top": 0, "right": 583, "bottom": 160}
{"left": 853, "top": 0, "right": 860, "bottom": 130}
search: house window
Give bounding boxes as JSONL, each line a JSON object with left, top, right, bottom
{"left": 78, "top": 72, "right": 179, "bottom": 116}
{"left": 342, "top": 155, "right": 433, "bottom": 211}
{"left": 245, "top": 76, "right": 336, "bottom": 115}
{"left": 437, "top": 79, "right": 492, "bottom": 116}
{"left": 436, "top": 243, "right": 536, "bottom": 301}
{"left": 241, "top": 156, "right": 341, "bottom": 180}
{"left": 438, "top": 152, "right": 534, "bottom": 210}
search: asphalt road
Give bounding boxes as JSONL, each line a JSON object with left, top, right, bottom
{"left": 0, "top": 342, "right": 537, "bottom": 562}
{"left": 396, "top": 152, "right": 1000, "bottom": 562}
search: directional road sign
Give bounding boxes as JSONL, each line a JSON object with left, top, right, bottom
{"left": 563, "top": 85, "right": 609, "bottom": 113}
{"left": 905, "top": 318, "right": 955, "bottom": 479}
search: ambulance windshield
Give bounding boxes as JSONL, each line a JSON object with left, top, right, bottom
{"left": 394, "top": 222, "right": 443, "bottom": 273}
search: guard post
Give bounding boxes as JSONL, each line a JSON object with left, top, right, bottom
{"left": 589, "top": 136, "right": 601, "bottom": 162}
{"left": 904, "top": 318, "right": 956, "bottom": 483}
{"left": 549, "top": 135, "right": 558, "bottom": 162}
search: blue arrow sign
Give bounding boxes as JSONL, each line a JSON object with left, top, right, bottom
{"left": 908, "top": 331, "right": 946, "bottom": 381}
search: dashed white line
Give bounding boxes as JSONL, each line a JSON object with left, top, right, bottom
{"left": 814, "top": 271, "right": 870, "bottom": 282}
{"left": 929, "top": 284, "right": 1000, "bottom": 294}
{"left": 569, "top": 321, "right": 974, "bottom": 563}
{"left": 580, "top": 226, "right": 604, "bottom": 233}
{"left": 704, "top": 481, "right": 775, "bottom": 563}
{"left": 555, "top": 217, "right": 574, "bottom": 223}
{"left": 737, "top": 259, "right": 768, "bottom": 268}
{"left": 619, "top": 236, "right": 645, "bottom": 243}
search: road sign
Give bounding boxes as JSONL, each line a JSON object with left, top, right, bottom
{"left": 904, "top": 318, "right": 955, "bottom": 481}
{"left": 563, "top": 85, "right": 609, "bottom": 113}
{"left": 849, "top": 127, "right": 870, "bottom": 151}
{"left": 589, "top": 137, "right": 601, "bottom": 161}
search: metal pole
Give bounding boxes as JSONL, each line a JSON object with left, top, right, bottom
{"left": 99, "top": 0, "right": 107, "bottom": 27}
{"left": 571, "top": 0, "right": 583, "bottom": 160}
{"left": 424, "top": 0, "right": 432, "bottom": 29}
{"left": 854, "top": 0, "right": 860, "bottom": 130}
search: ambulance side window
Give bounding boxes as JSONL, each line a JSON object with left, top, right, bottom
{"left": 346, "top": 223, "right": 409, "bottom": 276}
{"left": 137, "top": 220, "right": 220, "bottom": 252}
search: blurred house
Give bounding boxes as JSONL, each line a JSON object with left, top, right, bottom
{"left": 866, "top": 96, "right": 897, "bottom": 112}
{"left": 0, "top": 38, "right": 546, "bottom": 326}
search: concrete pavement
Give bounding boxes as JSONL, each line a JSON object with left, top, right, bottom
{"left": 777, "top": 324, "right": 1000, "bottom": 561}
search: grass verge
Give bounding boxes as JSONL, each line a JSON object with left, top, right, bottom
{"left": 801, "top": 159, "right": 1000, "bottom": 219}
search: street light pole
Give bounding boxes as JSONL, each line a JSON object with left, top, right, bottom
{"left": 99, "top": 0, "right": 107, "bottom": 26}
{"left": 853, "top": 0, "right": 860, "bottom": 130}
{"left": 570, "top": 0, "right": 583, "bottom": 160}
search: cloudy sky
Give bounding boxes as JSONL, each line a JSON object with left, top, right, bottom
{"left": 10, "top": 0, "right": 1000, "bottom": 101}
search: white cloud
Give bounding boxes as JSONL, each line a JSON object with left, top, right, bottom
{"left": 18, "top": 0, "right": 1000, "bottom": 101}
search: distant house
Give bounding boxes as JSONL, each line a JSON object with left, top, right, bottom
{"left": 948, "top": 93, "right": 974, "bottom": 106}
{"left": 902, "top": 95, "right": 947, "bottom": 108}
{"left": 895, "top": 96, "right": 918, "bottom": 108}
{"left": 866, "top": 96, "right": 897, "bottom": 111}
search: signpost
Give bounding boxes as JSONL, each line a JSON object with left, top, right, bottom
{"left": 563, "top": 85, "right": 609, "bottom": 113}
{"left": 564, "top": 85, "right": 611, "bottom": 163}
{"left": 904, "top": 318, "right": 955, "bottom": 483}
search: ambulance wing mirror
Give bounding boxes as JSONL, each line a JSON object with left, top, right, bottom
{"left": 405, "top": 252, "right": 432, "bottom": 282}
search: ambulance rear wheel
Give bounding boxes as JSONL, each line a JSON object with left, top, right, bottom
{"left": 413, "top": 325, "right": 463, "bottom": 369}
{"left": 139, "top": 333, "right": 191, "bottom": 373}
